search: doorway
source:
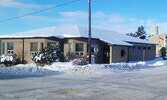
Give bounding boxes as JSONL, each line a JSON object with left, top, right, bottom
{"left": 103, "top": 45, "right": 110, "bottom": 63}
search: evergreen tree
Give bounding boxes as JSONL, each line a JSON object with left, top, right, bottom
{"left": 32, "top": 46, "right": 64, "bottom": 66}
{"left": 126, "top": 33, "right": 136, "bottom": 37}
{"left": 160, "top": 47, "right": 166, "bottom": 60}
{"left": 135, "top": 26, "right": 146, "bottom": 39}
{"left": 127, "top": 26, "right": 146, "bottom": 39}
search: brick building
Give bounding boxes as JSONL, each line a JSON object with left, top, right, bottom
{"left": 0, "top": 25, "right": 156, "bottom": 63}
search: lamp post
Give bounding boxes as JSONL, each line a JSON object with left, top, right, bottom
{"left": 88, "top": 0, "right": 91, "bottom": 64}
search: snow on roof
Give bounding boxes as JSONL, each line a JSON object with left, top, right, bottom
{"left": 0, "top": 25, "right": 155, "bottom": 46}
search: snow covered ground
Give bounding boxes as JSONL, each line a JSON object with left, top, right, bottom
{"left": 0, "top": 57, "right": 167, "bottom": 75}
{"left": 1, "top": 57, "right": 167, "bottom": 100}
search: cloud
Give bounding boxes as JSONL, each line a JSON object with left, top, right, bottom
{"left": 156, "top": 23, "right": 167, "bottom": 34}
{"left": 0, "top": 0, "right": 41, "bottom": 9}
{"left": 94, "top": 12, "right": 107, "bottom": 18}
{"left": 94, "top": 24, "right": 137, "bottom": 34}
{"left": 22, "top": 15, "right": 75, "bottom": 22}
{"left": 20, "top": 11, "right": 167, "bottom": 34}
{"left": 94, "top": 12, "right": 126, "bottom": 23}
{"left": 108, "top": 14, "right": 126, "bottom": 23}
{"left": 59, "top": 11, "right": 88, "bottom": 19}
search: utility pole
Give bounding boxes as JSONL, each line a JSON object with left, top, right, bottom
{"left": 88, "top": 0, "right": 91, "bottom": 64}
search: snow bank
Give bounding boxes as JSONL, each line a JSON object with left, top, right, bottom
{"left": 64, "top": 63, "right": 148, "bottom": 74}
{"left": 0, "top": 64, "right": 59, "bottom": 75}
{"left": 64, "top": 58, "right": 167, "bottom": 74}
{"left": 0, "top": 62, "right": 75, "bottom": 75}
{"left": 43, "top": 62, "right": 74, "bottom": 71}
{"left": 1, "top": 57, "right": 167, "bottom": 75}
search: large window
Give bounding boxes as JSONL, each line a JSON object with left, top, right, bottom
{"left": 41, "top": 42, "right": 44, "bottom": 51}
{"left": 47, "top": 42, "right": 56, "bottom": 48}
{"left": 2, "top": 42, "right": 5, "bottom": 54}
{"left": 7, "top": 43, "right": 13, "bottom": 55}
{"left": 30, "top": 42, "right": 38, "bottom": 55}
{"left": 75, "top": 43, "right": 84, "bottom": 55}
{"left": 69, "top": 43, "right": 72, "bottom": 55}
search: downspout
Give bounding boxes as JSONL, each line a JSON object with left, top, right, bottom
{"left": 0, "top": 39, "right": 1, "bottom": 56}
{"left": 127, "top": 46, "right": 130, "bottom": 62}
{"left": 22, "top": 38, "right": 24, "bottom": 63}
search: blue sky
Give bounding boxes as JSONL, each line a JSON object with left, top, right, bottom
{"left": 0, "top": 0, "right": 167, "bottom": 35}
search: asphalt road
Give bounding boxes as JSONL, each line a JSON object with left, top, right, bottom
{"left": 0, "top": 68, "right": 167, "bottom": 100}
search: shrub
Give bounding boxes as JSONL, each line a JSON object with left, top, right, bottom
{"left": 65, "top": 53, "right": 77, "bottom": 62}
{"left": 12, "top": 54, "right": 22, "bottom": 64}
{"left": 71, "top": 58, "right": 87, "bottom": 65}
{"left": 65, "top": 52, "right": 88, "bottom": 65}
{"left": 0, "top": 55, "right": 16, "bottom": 67}
{"left": 160, "top": 47, "right": 166, "bottom": 60}
{"left": 32, "top": 46, "right": 64, "bottom": 66}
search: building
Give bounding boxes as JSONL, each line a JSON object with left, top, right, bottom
{"left": 0, "top": 25, "right": 156, "bottom": 64}
{"left": 147, "top": 33, "right": 166, "bottom": 55}
{"left": 151, "top": 26, "right": 159, "bottom": 36}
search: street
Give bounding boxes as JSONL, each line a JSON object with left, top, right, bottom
{"left": 1, "top": 67, "right": 167, "bottom": 100}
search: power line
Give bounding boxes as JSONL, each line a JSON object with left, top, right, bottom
{"left": 0, "top": 0, "right": 80, "bottom": 22}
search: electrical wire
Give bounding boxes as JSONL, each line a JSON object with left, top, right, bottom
{"left": 0, "top": 0, "right": 80, "bottom": 22}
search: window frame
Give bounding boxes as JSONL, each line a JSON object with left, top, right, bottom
{"left": 2, "top": 42, "right": 5, "bottom": 54}
{"left": 30, "top": 42, "right": 38, "bottom": 56}
{"left": 69, "top": 43, "right": 72, "bottom": 55}
{"left": 40, "top": 42, "right": 44, "bottom": 51}
{"left": 75, "top": 43, "right": 84, "bottom": 56}
{"left": 7, "top": 42, "right": 14, "bottom": 55}
{"left": 47, "top": 42, "right": 57, "bottom": 48}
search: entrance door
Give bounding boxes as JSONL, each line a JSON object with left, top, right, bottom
{"left": 103, "top": 45, "right": 110, "bottom": 63}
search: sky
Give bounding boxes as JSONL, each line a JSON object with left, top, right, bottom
{"left": 0, "top": 0, "right": 167, "bottom": 35}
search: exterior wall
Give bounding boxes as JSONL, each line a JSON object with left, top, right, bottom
{"left": 0, "top": 37, "right": 156, "bottom": 64}
{"left": 147, "top": 33, "right": 166, "bottom": 55}
{"left": 110, "top": 45, "right": 128, "bottom": 63}
{"left": 1, "top": 39, "right": 23, "bottom": 61}
{"left": 64, "top": 38, "right": 87, "bottom": 57}
{"left": 1, "top": 38, "right": 60, "bottom": 63}
{"left": 128, "top": 44, "right": 156, "bottom": 61}
{"left": 63, "top": 38, "right": 104, "bottom": 63}
{"left": 24, "top": 39, "right": 59, "bottom": 63}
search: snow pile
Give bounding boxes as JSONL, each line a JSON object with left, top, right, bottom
{"left": 0, "top": 62, "right": 74, "bottom": 75}
{"left": 43, "top": 62, "right": 74, "bottom": 71}
{"left": 0, "top": 55, "right": 14, "bottom": 62}
{"left": 64, "top": 63, "right": 149, "bottom": 74}
{"left": 151, "top": 61, "right": 166, "bottom": 66}
{"left": 64, "top": 58, "right": 167, "bottom": 74}
{"left": 0, "top": 64, "right": 59, "bottom": 75}
{"left": 1, "top": 57, "right": 167, "bottom": 75}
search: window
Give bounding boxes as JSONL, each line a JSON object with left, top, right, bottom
{"left": 166, "top": 39, "right": 167, "bottom": 48}
{"left": 75, "top": 43, "right": 84, "bottom": 55}
{"left": 148, "top": 47, "right": 151, "bottom": 50}
{"left": 121, "top": 49, "right": 126, "bottom": 57}
{"left": 41, "top": 43, "right": 44, "bottom": 51}
{"left": 69, "top": 43, "right": 72, "bottom": 55}
{"left": 143, "top": 46, "right": 146, "bottom": 50}
{"left": 91, "top": 44, "right": 98, "bottom": 54}
{"left": 2, "top": 42, "right": 5, "bottom": 54}
{"left": 138, "top": 46, "right": 142, "bottom": 50}
{"left": 131, "top": 46, "right": 136, "bottom": 49}
{"left": 30, "top": 42, "right": 38, "bottom": 55}
{"left": 47, "top": 42, "right": 56, "bottom": 47}
{"left": 7, "top": 43, "right": 14, "bottom": 55}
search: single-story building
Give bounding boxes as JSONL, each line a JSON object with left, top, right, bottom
{"left": 147, "top": 33, "right": 166, "bottom": 55}
{"left": 0, "top": 25, "right": 156, "bottom": 64}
